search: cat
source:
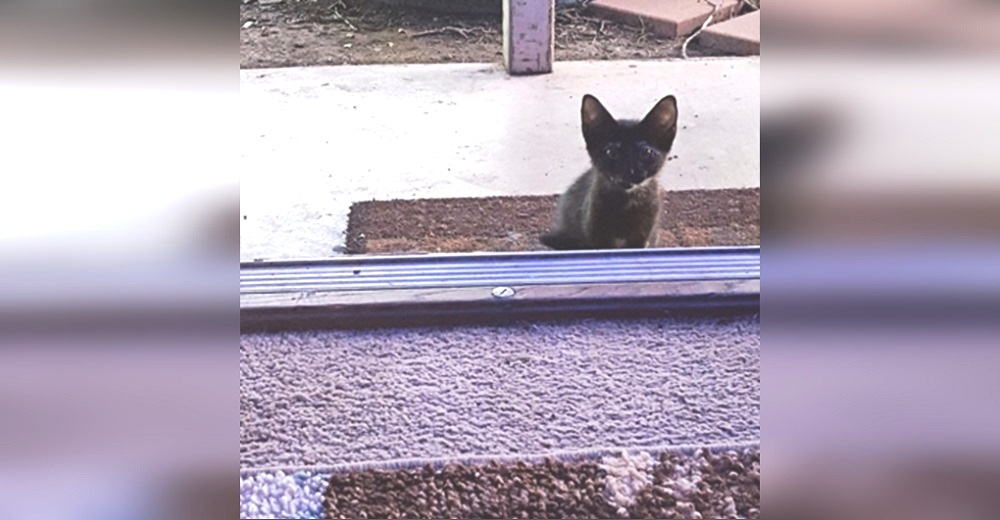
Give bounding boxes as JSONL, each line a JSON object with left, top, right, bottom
{"left": 540, "top": 94, "right": 679, "bottom": 250}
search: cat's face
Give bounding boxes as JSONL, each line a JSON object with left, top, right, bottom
{"left": 581, "top": 94, "right": 679, "bottom": 190}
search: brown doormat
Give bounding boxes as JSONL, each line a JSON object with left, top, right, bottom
{"left": 345, "top": 188, "right": 760, "bottom": 254}
{"left": 321, "top": 448, "right": 760, "bottom": 519}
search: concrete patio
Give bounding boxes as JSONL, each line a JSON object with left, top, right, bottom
{"left": 239, "top": 57, "right": 760, "bottom": 262}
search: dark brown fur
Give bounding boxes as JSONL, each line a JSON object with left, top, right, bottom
{"left": 541, "top": 94, "right": 679, "bottom": 250}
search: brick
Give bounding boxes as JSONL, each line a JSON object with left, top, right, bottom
{"left": 588, "top": 0, "right": 741, "bottom": 38}
{"left": 699, "top": 11, "right": 760, "bottom": 55}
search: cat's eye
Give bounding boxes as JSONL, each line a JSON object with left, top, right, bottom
{"left": 639, "top": 146, "right": 655, "bottom": 161}
{"left": 604, "top": 145, "right": 620, "bottom": 161}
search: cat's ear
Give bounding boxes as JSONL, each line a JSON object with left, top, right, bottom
{"left": 581, "top": 94, "right": 617, "bottom": 144}
{"left": 640, "top": 95, "right": 679, "bottom": 152}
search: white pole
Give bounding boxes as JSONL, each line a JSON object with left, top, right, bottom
{"left": 503, "top": 0, "right": 555, "bottom": 75}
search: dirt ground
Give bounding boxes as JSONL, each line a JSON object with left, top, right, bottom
{"left": 241, "top": 0, "right": 723, "bottom": 69}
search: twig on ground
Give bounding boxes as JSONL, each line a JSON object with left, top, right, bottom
{"left": 333, "top": 11, "right": 358, "bottom": 31}
{"left": 681, "top": 0, "right": 721, "bottom": 59}
{"left": 409, "top": 26, "right": 473, "bottom": 39}
{"left": 591, "top": 19, "right": 607, "bottom": 44}
{"left": 556, "top": 5, "right": 608, "bottom": 27}
{"left": 331, "top": 0, "right": 358, "bottom": 32}
{"left": 555, "top": 8, "right": 576, "bottom": 24}
{"left": 473, "top": 26, "right": 499, "bottom": 44}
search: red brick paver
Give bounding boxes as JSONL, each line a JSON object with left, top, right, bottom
{"left": 699, "top": 10, "right": 760, "bottom": 55}
{"left": 588, "top": 0, "right": 741, "bottom": 38}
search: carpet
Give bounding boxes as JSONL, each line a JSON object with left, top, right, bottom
{"left": 344, "top": 188, "right": 759, "bottom": 254}
{"left": 239, "top": 314, "right": 760, "bottom": 518}
{"left": 319, "top": 448, "right": 760, "bottom": 519}
{"left": 241, "top": 447, "right": 760, "bottom": 519}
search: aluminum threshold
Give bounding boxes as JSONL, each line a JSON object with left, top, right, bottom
{"left": 241, "top": 246, "right": 760, "bottom": 332}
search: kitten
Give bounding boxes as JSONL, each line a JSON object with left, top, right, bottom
{"left": 540, "top": 94, "right": 679, "bottom": 250}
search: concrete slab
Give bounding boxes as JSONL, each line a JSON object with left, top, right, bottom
{"left": 699, "top": 11, "right": 760, "bottom": 56}
{"left": 587, "top": 0, "right": 741, "bottom": 38}
{"left": 240, "top": 58, "right": 759, "bottom": 262}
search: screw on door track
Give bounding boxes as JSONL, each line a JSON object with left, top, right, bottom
{"left": 492, "top": 286, "right": 516, "bottom": 299}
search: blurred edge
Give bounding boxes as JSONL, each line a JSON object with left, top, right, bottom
{"left": 764, "top": 2, "right": 1000, "bottom": 520}
{"left": 0, "top": 2, "right": 236, "bottom": 520}
{"left": 3, "top": 0, "right": 1000, "bottom": 519}
{"left": 0, "top": 0, "right": 231, "bottom": 71}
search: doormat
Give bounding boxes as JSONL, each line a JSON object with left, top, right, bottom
{"left": 344, "top": 188, "right": 759, "bottom": 254}
{"left": 239, "top": 445, "right": 760, "bottom": 519}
